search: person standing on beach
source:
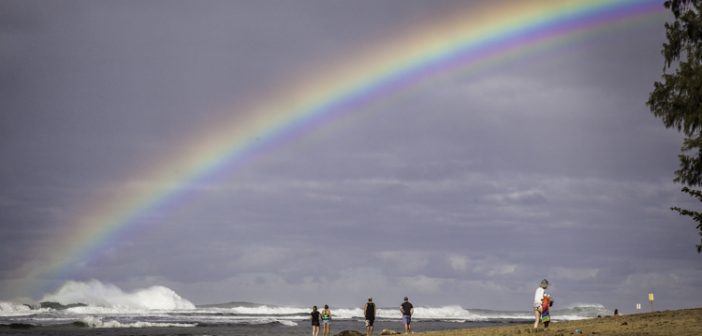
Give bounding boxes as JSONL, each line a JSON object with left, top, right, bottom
{"left": 311, "top": 306, "right": 320, "bottom": 336}
{"left": 364, "top": 297, "right": 376, "bottom": 336}
{"left": 321, "top": 304, "right": 332, "bottom": 336}
{"left": 533, "top": 279, "right": 549, "bottom": 330}
{"left": 400, "top": 296, "right": 414, "bottom": 334}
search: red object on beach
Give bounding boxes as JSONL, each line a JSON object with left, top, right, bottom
{"left": 542, "top": 296, "right": 551, "bottom": 312}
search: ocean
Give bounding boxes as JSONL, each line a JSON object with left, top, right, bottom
{"left": 0, "top": 282, "right": 612, "bottom": 335}
{"left": 0, "top": 301, "right": 612, "bottom": 336}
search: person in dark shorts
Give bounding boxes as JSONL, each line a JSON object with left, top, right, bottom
{"left": 400, "top": 296, "right": 414, "bottom": 334}
{"left": 364, "top": 297, "right": 376, "bottom": 336}
{"left": 311, "top": 305, "right": 320, "bottom": 336}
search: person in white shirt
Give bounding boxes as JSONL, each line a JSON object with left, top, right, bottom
{"left": 533, "top": 279, "right": 549, "bottom": 330}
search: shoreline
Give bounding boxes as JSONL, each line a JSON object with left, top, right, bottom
{"left": 415, "top": 308, "right": 702, "bottom": 336}
{"left": 0, "top": 307, "right": 699, "bottom": 336}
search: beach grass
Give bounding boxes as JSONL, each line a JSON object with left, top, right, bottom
{"left": 415, "top": 308, "right": 702, "bottom": 336}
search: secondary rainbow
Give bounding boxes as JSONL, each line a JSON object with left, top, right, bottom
{"left": 21, "top": 0, "right": 663, "bottom": 296}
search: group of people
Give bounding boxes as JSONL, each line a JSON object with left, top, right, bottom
{"left": 310, "top": 304, "right": 332, "bottom": 336}
{"left": 309, "top": 280, "right": 553, "bottom": 336}
{"left": 310, "top": 296, "right": 414, "bottom": 336}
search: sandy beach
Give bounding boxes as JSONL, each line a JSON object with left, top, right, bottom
{"left": 417, "top": 308, "right": 702, "bottom": 336}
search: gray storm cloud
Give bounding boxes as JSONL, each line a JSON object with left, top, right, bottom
{"left": 1, "top": 1, "right": 700, "bottom": 311}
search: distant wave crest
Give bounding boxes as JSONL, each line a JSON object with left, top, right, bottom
{"left": 78, "top": 316, "right": 196, "bottom": 328}
{"left": 556, "top": 303, "right": 612, "bottom": 320}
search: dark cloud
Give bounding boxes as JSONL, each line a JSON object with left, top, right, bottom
{"left": 1, "top": 1, "right": 699, "bottom": 311}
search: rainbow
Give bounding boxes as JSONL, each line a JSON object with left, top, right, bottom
{"left": 18, "top": 0, "right": 663, "bottom": 297}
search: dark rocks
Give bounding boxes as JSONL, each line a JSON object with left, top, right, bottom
{"left": 1, "top": 323, "right": 34, "bottom": 329}
{"left": 334, "top": 330, "right": 364, "bottom": 336}
{"left": 380, "top": 329, "right": 401, "bottom": 335}
{"left": 39, "top": 301, "right": 88, "bottom": 310}
{"left": 72, "top": 321, "right": 89, "bottom": 328}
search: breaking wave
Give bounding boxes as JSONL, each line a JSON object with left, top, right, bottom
{"left": 40, "top": 280, "right": 195, "bottom": 310}
{"left": 0, "top": 301, "right": 47, "bottom": 316}
{"left": 556, "top": 303, "right": 612, "bottom": 320}
{"left": 77, "top": 316, "right": 196, "bottom": 328}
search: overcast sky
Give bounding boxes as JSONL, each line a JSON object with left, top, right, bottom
{"left": 1, "top": 1, "right": 700, "bottom": 312}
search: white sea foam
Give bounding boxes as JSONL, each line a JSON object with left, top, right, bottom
{"left": 65, "top": 305, "right": 155, "bottom": 315}
{"left": 41, "top": 280, "right": 195, "bottom": 310}
{"left": 0, "top": 301, "right": 29, "bottom": 313}
{"left": 223, "top": 305, "right": 309, "bottom": 316}
{"left": 79, "top": 316, "right": 196, "bottom": 328}
{"left": 228, "top": 318, "right": 299, "bottom": 326}
{"left": 555, "top": 303, "right": 612, "bottom": 320}
{"left": 331, "top": 307, "right": 364, "bottom": 319}
{"left": 0, "top": 301, "right": 34, "bottom": 316}
{"left": 278, "top": 319, "right": 298, "bottom": 326}
{"left": 413, "top": 306, "right": 487, "bottom": 321}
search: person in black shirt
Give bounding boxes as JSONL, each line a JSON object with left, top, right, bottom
{"left": 310, "top": 305, "right": 320, "bottom": 336}
{"left": 400, "top": 297, "right": 414, "bottom": 334}
{"left": 364, "top": 297, "right": 376, "bottom": 336}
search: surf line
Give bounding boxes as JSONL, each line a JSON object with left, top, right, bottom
{"left": 20, "top": 0, "right": 663, "bottom": 297}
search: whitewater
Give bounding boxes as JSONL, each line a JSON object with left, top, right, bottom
{"left": 0, "top": 281, "right": 613, "bottom": 336}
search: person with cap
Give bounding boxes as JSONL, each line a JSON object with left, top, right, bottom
{"left": 364, "top": 297, "right": 376, "bottom": 336}
{"left": 400, "top": 296, "right": 414, "bottom": 334}
{"left": 533, "top": 279, "right": 550, "bottom": 330}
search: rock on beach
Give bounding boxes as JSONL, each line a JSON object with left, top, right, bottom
{"left": 334, "top": 330, "right": 364, "bottom": 336}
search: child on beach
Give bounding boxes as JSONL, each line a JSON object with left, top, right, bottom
{"left": 311, "top": 306, "right": 320, "bottom": 336}
{"left": 321, "top": 304, "right": 332, "bottom": 336}
{"left": 533, "top": 279, "right": 549, "bottom": 330}
{"left": 540, "top": 293, "right": 553, "bottom": 329}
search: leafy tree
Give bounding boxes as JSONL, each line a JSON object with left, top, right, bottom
{"left": 647, "top": 0, "right": 702, "bottom": 252}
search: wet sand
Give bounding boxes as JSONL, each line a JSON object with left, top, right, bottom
{"left": 417, "top": 308, "right": 702, "bottom": 336}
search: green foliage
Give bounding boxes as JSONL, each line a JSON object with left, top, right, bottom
{"left": 671, "top": 188, "right": 702, "bottom": 252}
{"left": 647, "top": 0, "right": 702, "bottom": 252}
